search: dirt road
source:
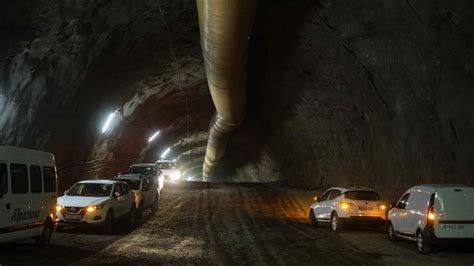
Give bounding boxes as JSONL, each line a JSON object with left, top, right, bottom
{"left": 1, "top": 182, "right": 473, "bottom": 265}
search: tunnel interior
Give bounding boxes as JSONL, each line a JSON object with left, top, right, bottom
{"left": 1, "top": 0, "right": 473, "bottom": 199}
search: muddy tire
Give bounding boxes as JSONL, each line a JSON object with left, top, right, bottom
{"left": 310, "top": 210, "right": 318, "bottom": 228}
{"left": 137, "top": 202, "right": 144, "bottom": 219}
{"left": 416, "top": 229, "right": 431, "bottom": 255}
{"left": 331, "top": 212, "right": 343, "bottom": 233}
{"left": 36, "top": 220, "right": 53, "bottom": 247}
{"left": 128, "top": 206, "right": 137, "bottom": 229}
{"left": 151, "top": 196, "right": 159, "bottom": 214}
{"left": 102, "top": 210, "right": 114, "bottom": 234}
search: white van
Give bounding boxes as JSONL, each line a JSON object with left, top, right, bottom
{"left": 388, "top": 184, "right": 474, "bottom": 254}
{"left": 0, "top": 146, "right": 57, "bottom": 246}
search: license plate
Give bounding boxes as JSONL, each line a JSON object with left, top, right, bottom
{"left": 443, "top": 224, "right": 464, "bottom": 230}
{"left": 65, "top": 214, "right": 81, "bottom": 220}
{"left": 359, "top": 207, "right": 373, "bottom": 211}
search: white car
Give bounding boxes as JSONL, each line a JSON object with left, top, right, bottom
{"left": 113, "top": 174, "right": 159, "bottom": 218}
{"left": 156, "top": 160, "right": 181, "bottom": 182}
{"left": 309, "top": 187, "right": 387, "bottom": 232}
{"left": 56, "top": 180, "right": 136, "bottom": 233}
{"left": 129, "top": 164, "right": 164, "bottom": 192}
{"left": 388, "top": 185, "right": 474, "bottom": 254}
{"left": 0, "top": 146, "right": 57, "bottom": 246}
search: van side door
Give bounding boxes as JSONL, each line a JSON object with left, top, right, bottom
{"left": 391, "top": 193, "right": 410, "bottom": 235}
{"left": 9, "top": 164, "right": 34, "bottom": 228}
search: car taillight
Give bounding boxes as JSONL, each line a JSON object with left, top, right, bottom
{"left": 340, "top": 202, "right": 353, "bottom": 209}
{"left": 377, "top": 204, "right": 387, "bottom": 210}
{"left": 427, "top": 193, "right": 435, "bottom": 224}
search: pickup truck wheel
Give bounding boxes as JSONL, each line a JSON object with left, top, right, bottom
{"left": 128, "top": 206, "right": 137, "bottom": 229}
{"left": 331, "top": 213, "right": 343, "bottom": 233}
{"left": 35, "top": 220, "right": 53, "bottom": 247}
{"left": 310, "top": 210, "right": 318, "bottom": 228}
{"left": 137, "top": 202, "right": 144, "bottom": 219}
{"left": 102, "top": 210, "right": 114, "bottom": 234}
{"left": 151, "top": 196, "right": 159, "bottom": 214}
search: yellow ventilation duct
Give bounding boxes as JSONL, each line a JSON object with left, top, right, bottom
{"left": 197, "top": 0, "right": 256, "bottom": 180}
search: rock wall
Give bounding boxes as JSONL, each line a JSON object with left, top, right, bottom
{"left": 1, "top": 0, "right": 473, "bottom": 198}
{"left": 222, "top": 0, "right": 474, "bottom": 198}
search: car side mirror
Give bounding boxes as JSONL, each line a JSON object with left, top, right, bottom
{"left": 390, "top": 202, "right": 397, "bottom": 209}
{"left": 114, "top": 192, "right": 121, "bottom": 198}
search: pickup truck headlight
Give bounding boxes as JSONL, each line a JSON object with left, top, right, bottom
{"left": 170, "top": 171, "right": 181, "bottom": 181}
{"left": 86, "top": 204, "right": 105, "bottom": 212}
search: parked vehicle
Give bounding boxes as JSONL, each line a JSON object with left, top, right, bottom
{"left": 129, "top": 163, "right": 164, "bottom": 192}
{"left": 56, "top": 180, "right": 136, "bottom": 233}
{"left": 309, "top": 187, "right": 387, "bottom": 232}
{"left": 388, "top": 184, "right": 474, "bottom": 254}
{"left": 113, "top": 174, "right": 159, "bottom": 218}
{"left": 156, "top": 160, "right": 181, "bottom": 182}
{"left": 0, "top": 146, "right": 57, "bottom": 246}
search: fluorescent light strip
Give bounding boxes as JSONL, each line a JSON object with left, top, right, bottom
{"left": 148, "top": 131, "right": 161, "bottom": 142}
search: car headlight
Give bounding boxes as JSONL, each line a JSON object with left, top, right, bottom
{"left": 86, "top": 204, "right": 105, "bottom": 213}
{"left": 170, "top": 171, "right": 181, "bottom": 181}
{"left": 56, "top": 205, "right": 63, "bottom": 211}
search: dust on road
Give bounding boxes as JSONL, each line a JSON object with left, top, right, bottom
{"left": 1, "top": 182, "right": 473, "bottom": 265}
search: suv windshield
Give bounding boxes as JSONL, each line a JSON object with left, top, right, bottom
{"left": 344, "top": 191, "right": 380, "bottom": 201}
{"left": 157, "top": 162, "right": 178, "bottom": 170}
{"left": 119, "top": 179, "right": 141, "bottom": 190}
{"left": 130, "top": 167, "right": 155, "bottom": 176}
{"left": 67, "top": 183, "right": 112, "bottom": 197}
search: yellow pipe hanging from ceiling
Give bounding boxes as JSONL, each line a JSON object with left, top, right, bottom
{"left": 197, "top": 0, "right": 256, "bottom": 180}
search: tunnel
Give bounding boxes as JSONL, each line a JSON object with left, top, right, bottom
{"left": 1, "top": 0, "right": 474, "bottom": 264}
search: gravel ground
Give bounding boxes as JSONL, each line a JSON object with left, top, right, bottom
{"left": 1, "top": 182, "right": 473, "bottom": 265}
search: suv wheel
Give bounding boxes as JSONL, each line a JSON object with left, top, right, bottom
{"left": 310, "top": 210, "right": 318, "bottom": 228}
{"left": 331, "top": 213, "right": 343, "bottom": 233}
{"left": 35, "top": 219, "right": 53, "bottom": 247}
{"left": 102, "top": 210, "right": 114, "bottom": 234}
{"left": 388, "top": 222, "right": 398, "bottom": 242}
{"left": 416, "top": 229, "right": 431, "bottom": 254}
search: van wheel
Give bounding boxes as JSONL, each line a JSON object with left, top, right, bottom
{"left": 331, "top": 213, "right": 343, "bottom": 233}
{"left": 36, "top": 220, "right": 53, "bottom": 247}
{"left": 310, "top": 210, "right": 318, "bottom": 228}
{"left": 102, "top": 210, "right": 114, "bottom": 234}
{"left": 151, "top": 196, "right": 159, "bottom": 214}
{"left": 416, "top": 229, "right": 431, "bottom": 254}
{"left": 388, "top": 222, "right": 398, "bottom": 242}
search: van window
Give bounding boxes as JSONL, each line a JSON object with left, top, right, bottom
{"left": 0, "top": 163, "right": 7, "bottom": 194}
{"left": 11, "top": 164, "right": 28, "bottom": 194}
{"left": 30, "top": 165, "right": 42, "bottom": 193}
{"left": 43, "top": 167, "right": 56, "bottom": 193}
{"left": 397, "top": 193, "right": 410, "bottom": 209}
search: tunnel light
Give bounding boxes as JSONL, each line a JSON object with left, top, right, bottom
{"left": 148, "top": 131, "right": 161, "bottom": 142}
{"left": 102, "top": 112, "right": 118, "bottom": 133}
{"left": 160, "top": 147, "right": 171, "bottom": 159}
